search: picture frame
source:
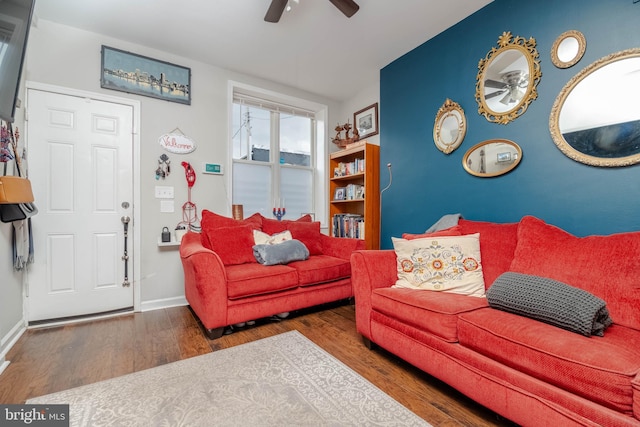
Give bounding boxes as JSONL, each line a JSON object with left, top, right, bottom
{"left": 354, "top": 103, "right": 379, "bottom": 139}
{"left": 497, "top": 152, "right": 512, "bottom": 163}
{"left": 101, "top": 45, "right": 191, "bottom": 105}
{"left": 334, "top": 187, "right": 346, "bottom": 201}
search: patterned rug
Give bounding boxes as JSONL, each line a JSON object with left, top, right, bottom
{"left": 28, "top": 331, "right": 431, "bottom": 426}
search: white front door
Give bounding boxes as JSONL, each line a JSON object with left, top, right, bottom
{"left": 26, "top": 88, "right": 135, "bottom": 322}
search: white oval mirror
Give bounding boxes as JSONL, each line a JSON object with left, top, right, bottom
{"left": 475, "top": 32, "right": 542, "bottom": 124}
{"left": 433, "top": 99, "right": 466, "bottom": 154}
{"left": 463, "top": 139, "right": 522, "bottom": 177}
{"left": 550, "top": 48, "right": 640, "bottom": 167}
{"left": 551, "top": 30, "right": 586, "bottom": 69}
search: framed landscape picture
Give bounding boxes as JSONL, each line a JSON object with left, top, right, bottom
{"left": 354, "top": 103, "right": 379, "bottom": 139}
{"left": 101, "top": 45, "right": 191, "bottom": 105}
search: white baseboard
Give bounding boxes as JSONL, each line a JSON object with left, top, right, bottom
{"left": 0, "top": 359, "right": 9, "bottom": 376}
{"left": 140, "top": 296, "right": 188, "bottom": 312}
{"left": 0, "top": 318, "right": 27, "bottom": 373}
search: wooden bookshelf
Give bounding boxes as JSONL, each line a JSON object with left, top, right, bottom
{"left": 329, "top": 142, "right": 380, "bottom": 249}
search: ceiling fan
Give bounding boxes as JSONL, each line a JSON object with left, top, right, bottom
{"left": 264, "top": 0, "right": 360, "bottom": 23}
{"left": 484, "top": 70, "right": 529, "bottom": 105}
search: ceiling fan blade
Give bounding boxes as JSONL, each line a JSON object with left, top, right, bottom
{"left": 484, "top": 79, "right": 507, "bottom": 89}
{"left": 485, "top": 90, "right": 507, "bottom": 100}
{"left": 265, "top": 0, "right": 288, "bottom": 23}
{"left": 328, "top": 0, "right": 360, "bottom": 17}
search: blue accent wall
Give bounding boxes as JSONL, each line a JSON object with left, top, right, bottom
{"left": 380, "top": 0, "right": 640, "bottom": 248}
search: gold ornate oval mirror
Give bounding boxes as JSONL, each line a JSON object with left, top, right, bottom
{"left": 463, "top": 139, "right": 522, "bottom": 177}
{"left": 475, "top": 32, "right": 542, "bottom": 124}
{"left": 433, "top": 98, "right": 466, "bottom": 154}
{"left": 549, "top": 48, "right": 640, "bottom": 167}
{"left": 551, "top": 30, "right": 586, "bottom": 69}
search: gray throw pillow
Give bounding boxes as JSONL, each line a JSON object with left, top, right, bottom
{"left": 487, "top": 272, "right": 613, "bottom": 336}
{"left": 253, "top": 239, "right": 309, "bottom": 266}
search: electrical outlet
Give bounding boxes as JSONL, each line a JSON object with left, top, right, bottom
{"left": 155, "top": 186, "right": 174, "bottom": 199}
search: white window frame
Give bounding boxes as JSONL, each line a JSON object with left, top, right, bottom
{"left": 228, "top": 81, "right": 328, "bottom": 228}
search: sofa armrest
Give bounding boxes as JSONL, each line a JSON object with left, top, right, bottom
{"left": 350, "top": 249, "right": 397, "bottom": 340}
{"left": 320, "top": 234, "right": 366, "bottom": 260}
{"left": 179, "top": 232, "right": 229, "bottom": 329}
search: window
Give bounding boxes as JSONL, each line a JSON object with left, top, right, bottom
{"left": 231, "top": 85, "right": 326, "bottom": 223}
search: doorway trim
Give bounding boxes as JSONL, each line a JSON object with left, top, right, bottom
{"left": 24, "top": 81, "right": 142, "bottom": 313}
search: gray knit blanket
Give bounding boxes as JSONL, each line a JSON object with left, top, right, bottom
{"left": 486, "top": 272, "right": 613, "bottom": 336}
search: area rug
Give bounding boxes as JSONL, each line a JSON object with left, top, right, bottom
{"left": 28, "top": 330, "right": 431, "bottom": 426}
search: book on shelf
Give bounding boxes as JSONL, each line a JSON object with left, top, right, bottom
{"left": 332, "top": 213, "right": 365, "bottom": 239}
{"left": 344, "top": 183, "right": 364, "bottom": 200}
{"left": 333, "top": 158, "right": 365, "bottom": 177}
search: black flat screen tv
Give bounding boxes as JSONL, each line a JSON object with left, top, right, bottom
{"left": 0, "top": 0, "right": 35, "bottom": 123}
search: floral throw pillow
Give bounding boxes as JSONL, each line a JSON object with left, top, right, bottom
{"left": 392, "top": 233, "right": 485, "bottom": 297}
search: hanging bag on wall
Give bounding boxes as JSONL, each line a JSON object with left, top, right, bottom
{"left": 0, "top": 123, "right": 38, "bottom": 223}
{"left": 0, "top": 201, "right": 37, "bottom": 222}
{"left": 0, "top": 175, "right": 34, "bottom": 204}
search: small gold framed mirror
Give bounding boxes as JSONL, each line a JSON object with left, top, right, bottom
{"left": 463, "top": 139, "right": 522, "bottom": 177}
{"left": 551, "top": 30, "right": 586, "bottom": 69}
{"left": 475, "top": 32, "right": 542, "bottom": 124}
{"left": 433, "top": 99, "right": 466, "bottom": 154}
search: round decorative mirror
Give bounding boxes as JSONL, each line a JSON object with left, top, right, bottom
{"left": 462, "top": 139, "right": 522, "bottom": 177}
{"left": 549, "top": 48, "right": 640, "bottom": 167}
{"left": 475, "top": 32, "right": 542, "bottom": 124}
{"left": 433, "top": 98, "right": 466, "bottom": 154}
{"left": 551, "top": 30, "right": 586, "bottom": 69}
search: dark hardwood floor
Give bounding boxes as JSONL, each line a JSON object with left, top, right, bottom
{"left": 0, "top": 303, "right": 517, "bottom": 426}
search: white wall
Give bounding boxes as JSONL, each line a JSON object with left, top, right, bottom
{"left": 337, "top": 82, "right": 380, "bottom": 151}
{"left": 20, "top": 20, "right": 342, "bottom": 308}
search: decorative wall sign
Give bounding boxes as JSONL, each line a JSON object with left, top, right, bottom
{"left": 158, "top": 130, "right": 197, "bottom": 154}
{"left": 101, "top": 45, "right": 191, "bottom": 105}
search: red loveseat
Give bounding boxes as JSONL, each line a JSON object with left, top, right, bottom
{"left": 351, "top": 216, "right": 640, "bottom": 426}
{"left": 180, "top": 210, "right": 365, "bottom": 338}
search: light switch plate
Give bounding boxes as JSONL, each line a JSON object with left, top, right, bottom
{"left": 155, "top": 186, "right": 174, "bottom": 199}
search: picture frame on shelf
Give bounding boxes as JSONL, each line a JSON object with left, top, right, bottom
{"left": 354, "top": 103, "right": 379, "bottom": 139}
{"left": 101, "top": 45, "right": 191, "bottom": 105}
{"left": 334, "top": 187, "right": 346, "bottom": 201}
{"left": 497, "top": 152, "right": 512, "bottom": 163}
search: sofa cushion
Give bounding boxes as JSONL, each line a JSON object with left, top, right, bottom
{"left": 260, "top": 214, "right": 312, "bottom": 235}
{"left": 290, "top": 255, "right": 351, "bottom": 286}
{"left": 372, "top": 288, "right": 489, "bottom": 342}
{"left": 509, "top": 215, "right": 640, "bottom": 331}
{"left": 287, "top": 221, "right": 323, "bottom": 255}
{"left": 202, "top": 224, "right": 259, "bottom": 265}
{"left": 200, "top": 210, "right": 262, "bottom": 257}
{"left": 260, "top": 215, "right": 322, "bottom": 255}
{"left": 401, "top": 225, "right": 462, "bottom": 240}
{"left": 201, "top": 209, "right": 262, "bottom": 231}
{"left": 225, "top": 263, "right": 299, "bottom": 299}
{"left": 458, "top": 308, "right": 640, "bottom": 414}
{"left": 458, "top": 219, "right": 518, "bottom": 288}
{"left": 253, "top": 239, "right": 309, "bottom": 265}
{"left": 487, "top": 272, "right": 613, "bottom": 336}
{"left": 391, "top": 234, "right": 485, "bottom": 297}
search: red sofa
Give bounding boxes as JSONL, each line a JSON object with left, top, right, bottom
{"left": 180, "top": 210, "right": 365, "bottom": 338}
{"left": 351, "top": 216, "right": 640, "bottom": 426}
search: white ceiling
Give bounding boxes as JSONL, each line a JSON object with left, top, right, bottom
{"left": 34, "top": 0, "right": 492, "bottom": 102}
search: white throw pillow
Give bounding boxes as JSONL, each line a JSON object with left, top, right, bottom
{"left": 392, "top": 233, "right": 485, "bottom": 297}
{"left": 253, "top": 229, "right": 293, "bottom": 245}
